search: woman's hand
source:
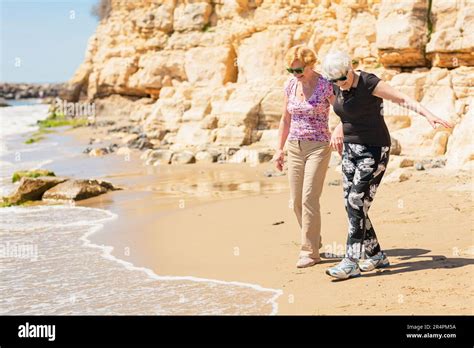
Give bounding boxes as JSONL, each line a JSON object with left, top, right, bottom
{"left": 272, "top": 149, "right": 285, "bottom": 172}
{"left": 330, "top": 123, "right": 344, "bottom": 155}
{"left": 426, "top": 114, "right": 453, "bottom": 129}
{"left": 372, "top": 81, "right": 455, "bottom": 130}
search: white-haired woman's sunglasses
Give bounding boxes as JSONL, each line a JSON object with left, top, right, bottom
{"left": 329, "top": 74, "right": 348, "bottom": 83}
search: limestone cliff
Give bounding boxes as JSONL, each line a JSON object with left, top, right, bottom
{"left": 64, "top": 0, "right": 474, "bottom": 170}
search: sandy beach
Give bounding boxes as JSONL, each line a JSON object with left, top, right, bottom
{"left": 1, "top": 105, "right": 472, "bottom": 316}
{"left": 59, "top": 125, "right": 474, "bottom": 315}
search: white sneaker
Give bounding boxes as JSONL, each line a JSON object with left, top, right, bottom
{"left": 325, "top": 258, "right": 361, "bottom": 279}
{"left": 359, "top": 252, "right": 390, "bottom": 272}
{"left": 296, "top": 256, "right": 320, "bottom": 268}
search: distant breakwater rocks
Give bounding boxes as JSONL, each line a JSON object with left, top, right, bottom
{"left": 0, "top": 83, "right": 66, "bottom": 100}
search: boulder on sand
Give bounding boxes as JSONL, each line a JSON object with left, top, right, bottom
{"left": 42, "top": 179, "right": 121, "bottom": 201}
{"left": 3, "top": 176, "right": 68, "bottom": 205}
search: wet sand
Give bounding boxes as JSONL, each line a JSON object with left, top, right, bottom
{"left": 59, "top": 126, "right": 474, "bottom": 314}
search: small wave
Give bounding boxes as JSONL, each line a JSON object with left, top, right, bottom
{"left": 0, "top": 205, "right": 282, "bottom": 315}
{"left": 0, "top": 104, "right": 49, "bottom": 138}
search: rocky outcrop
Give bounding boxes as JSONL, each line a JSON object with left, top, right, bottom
{"left": 376, "top": 0, "right": 428, "bottom": 67}
{"left": 426, "top": 0, "right": 474, "bottom": 68}
{"left": 386, "top": 66, "right": 474, "bottom": 163}
{"left": 445, "top": 102, "right": 474, "bottom": 171}
{"left": 62, "top": 0, "right": 474, "bottom": 171}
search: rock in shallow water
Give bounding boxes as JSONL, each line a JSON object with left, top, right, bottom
{"left": 3, "top": 176, "right": 68, "bottom": 205}
{"left": 42, "top": 179, "right": 120, "bottom": 201}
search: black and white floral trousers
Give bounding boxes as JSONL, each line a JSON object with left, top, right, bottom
{"left": 341, "top": 143, "right": 390, "bottom": 260}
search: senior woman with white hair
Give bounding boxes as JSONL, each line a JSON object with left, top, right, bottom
{"left": 322, "top": 51, "right": 452, "bottom": 280}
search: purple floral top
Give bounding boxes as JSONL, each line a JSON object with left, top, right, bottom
{"left": 284, "top": 76, "right": 333, "bottom": 142}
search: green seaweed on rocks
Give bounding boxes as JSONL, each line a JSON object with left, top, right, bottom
{"left": 12, "top": 170, "right": 56, "bottom": 183}
{"left": 24, "top": 128, "right": 55, "bottom": 144}
{"left": 37, "top": 107, "right": 88, "bottom": 129}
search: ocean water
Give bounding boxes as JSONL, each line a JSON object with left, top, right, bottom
{"left": 0, "top": 104, "right": 53, "bottom": 196}
{"left": 0, "top": 206, "right": 281, "bottom": 314}
{"left": 2, "top": 98, "right": 44, "bottom": 107}
{"left": 0, "top": 102, "right": 49, "bottom": 138}
{"left": 0, "top": 103, "right": 282, "bottom": 315}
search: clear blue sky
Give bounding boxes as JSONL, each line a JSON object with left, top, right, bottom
{"left": 1, "top": 0, "right": 99, "bottom": 83}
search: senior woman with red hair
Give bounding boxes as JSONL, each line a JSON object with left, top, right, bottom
{"left": 273, "top": 45, "right": 334, "bottom": 268}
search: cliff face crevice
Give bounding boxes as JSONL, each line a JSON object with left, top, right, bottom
{"left": 63, "top": 0, "right": 474, "bottom": 169}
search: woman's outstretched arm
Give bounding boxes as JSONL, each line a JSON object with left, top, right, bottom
{"left": 372, "top": 81, "right": 453, "bottom": 129}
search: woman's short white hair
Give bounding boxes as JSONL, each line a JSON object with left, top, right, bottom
{"left": 322, "top": 51, "right": 352, "bottom": 80}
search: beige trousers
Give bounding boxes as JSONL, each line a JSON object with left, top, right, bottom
{"left": 287, "top": 140, "right": 331, "bottom": 260}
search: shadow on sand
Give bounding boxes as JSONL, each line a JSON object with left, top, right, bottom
{"left": 322, "top": 248, "right": 473, "bottom": 280}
